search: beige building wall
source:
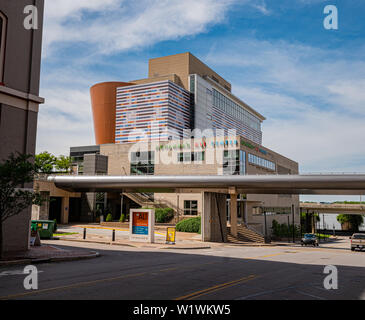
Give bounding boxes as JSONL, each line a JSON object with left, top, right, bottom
{"left": 99, "top": 136, "right": 299, "bottom": 228}
{"left": 148, "top": 52, "right": 232, "bottom": 92}
{"left": 131, "top": 74, "right": 183, "bottom": 88}
{"left": 32, "top": 180, "right": 81, "bottom": 223}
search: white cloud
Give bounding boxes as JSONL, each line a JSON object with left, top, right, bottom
{"left": 36, "top": 88, "right": 94, "bottom": 156}
{"left": 38, "top": 0, "right": 239, "bottom": 154}
{"left": 264, "top": 111, "right": 365, "bottom": 172}
{"left": 327, "top": 80, "right": 365, "bottom": 115}
{"left": 204, "top": 38, "right": 365, "bottom": 173}
{"left": 43, "top": 0, "right": 235, "bottom": 57}
{"left": 206, "top": 39, "right": 365, "bottom": 116}
{"left": 250, "top": 1, "right": 271, "bottom": 16}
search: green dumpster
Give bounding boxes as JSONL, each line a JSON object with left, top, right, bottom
{"left": 31, "top": 220, "right": 55, "bottom": 239}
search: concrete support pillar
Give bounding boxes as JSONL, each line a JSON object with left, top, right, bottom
{"left": 61, "top": 196, "right": 70, "bottom": 224}
{"left": 202, "top": 192, "right": 227, "bottom": 243}
{"left": 229, "top": 188, "right": 238, "bottom": 237}
{"left": 39, "top": 191, "right": 50, "bottom": 220}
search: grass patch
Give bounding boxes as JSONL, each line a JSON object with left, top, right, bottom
{"left": 315, "top": 233, "right": 331, "bottom": 238}
{"left": 53, "top": 232, "right": 78, "bottom": 236}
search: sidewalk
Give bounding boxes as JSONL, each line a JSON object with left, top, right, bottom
{"left": 0, "top": 245, "right": 100, "bottom": 267}
{"left": 56, "top": 233, "right": 212, "bottom": 250}
{"left": 55, "top": 224, "right": 210, "bottom": 250}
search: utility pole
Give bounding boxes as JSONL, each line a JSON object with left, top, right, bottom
{"left": 264, "top": 209, "right": 268, "bottom": 243}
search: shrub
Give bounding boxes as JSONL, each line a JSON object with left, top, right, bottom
{"left": 106, "top": 213, "right": 113, "bottom": 222}
{"left": 272, "top": 219, "right": 300, "bottom": 238}
{"left": 119, "top": 214, "right": 125, "bottom": 223}
{"left": 176, "top": 217, "right": 201, "bottom": 234}
{"left": 155, "top": 208, "right": 174, "bottom": 223}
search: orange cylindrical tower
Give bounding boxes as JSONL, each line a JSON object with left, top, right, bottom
{"left": 90, "top": 81, "right": 132, "bottom": 145}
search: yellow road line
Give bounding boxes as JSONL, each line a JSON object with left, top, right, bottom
{"left": 160, "top": 267, "right": 178, "bottom": 272}
{"left": 0, "top": 272, "right": 146, "bottom": 300}
{"left": 175, "top": 275, "right": 258, "bottom": 300}
{"left": 0, "top": 261, "right": 217, "bottom": 300}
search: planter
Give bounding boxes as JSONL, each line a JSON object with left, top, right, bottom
{"left": 101, "top": 222, "right": 129, "bottom": 228}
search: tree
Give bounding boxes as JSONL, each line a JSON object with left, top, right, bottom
{"left": 300, "top": 211, "right": 320, "bottom": 233}
{"left": 55, "top": 155, "right": 71, "bottom": 173}
{"left": 35, "top": 152, "right": 56, "bottom": 174}
{"left": 337, "top": 214, "right": 364, "bottom": 232}
{"left": 0, "top": 153, "right": 43, "bottom": 258}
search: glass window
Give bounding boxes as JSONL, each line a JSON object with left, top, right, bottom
{"left": 240, "top": 150, "right": 246, "bottom": 175}
{"left": 178, "top": 152, "right": 205, "bottom": 163}
{"left": 130, "top": 151, "right": 155, "bottom": 175}
{"left": 190, "top": 75, "right": 195, "bottom": 94}
{"left": 223, "top": 149, "right": 245, "bottom": 176}
{"left": 184, "top": 200, "right": 198, "bottom": 215}
{"left": 95, "top": 193, "right": 106, "bottom": 215}
{"left": 248, "top": 153, "right": 276, "bottom": 171}
{"left": 212, "top": 89, "right": 262, "bottom": 133}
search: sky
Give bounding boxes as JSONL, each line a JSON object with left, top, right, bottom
{"left": 37, "top": 0, "right": 365, "bottom": 202}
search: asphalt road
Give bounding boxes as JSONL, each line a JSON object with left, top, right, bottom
{"left": 0, "top": 239, "right": 364, "bottom": 300}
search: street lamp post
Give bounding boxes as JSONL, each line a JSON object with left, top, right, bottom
{"left": 292, "top": 204, "right": 295, "bottom": 243}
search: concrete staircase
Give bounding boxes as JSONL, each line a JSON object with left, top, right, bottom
{"left": 227, "top": 225, "right": 265, "bottom": 243}
{"left": 123, "top": 193, "right": 166, "bottom": 208}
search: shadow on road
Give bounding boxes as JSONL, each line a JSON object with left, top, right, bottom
{"left": 1, "top": 241, "right": 365, "bottom": 300}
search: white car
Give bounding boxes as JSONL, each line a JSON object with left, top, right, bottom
{"left": 351, "top": 234, "right": 365, "bottom": 251}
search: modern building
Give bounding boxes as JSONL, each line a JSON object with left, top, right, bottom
{"left": 36, "top": 52, "right": 299, "bottom": 242}
{"left": 99, "top": 135, "right": 299, "bottom": 236}
{"left": 0, "top": 1, "right": 45, "bottom": 254}
{"left": 115, "top": 80, "right": 192, "bottom": 143}
{"left": 90, "top": 53, "right": 265, "bottom": 146}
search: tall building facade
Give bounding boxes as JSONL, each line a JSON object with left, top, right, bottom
{"left": 90, "top": 52, "right": 265, "bottom": 146}
{"left": 0, "top": 1, "right": 45, "bottom": 254}
{"left": 115, "top": 80, "right": 191, "bottom": 143}
{"left": 190, "top": 74, "right": 263, "bottom": 144}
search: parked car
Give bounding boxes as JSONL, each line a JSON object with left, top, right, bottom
{"left": 301, "top": 233, "right": 319, "bottom": 247}
{"left": 350, "top": 233, "right": 365, "bottom": 251}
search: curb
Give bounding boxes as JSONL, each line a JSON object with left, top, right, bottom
{"left": 59, "top": 238, "right": 137, "bottom": 247}
{"left": 58, "top": 237, "right": 210, "bottom": 250}
{"left": 222, "top": 242, "right": 280, "bottom": 247}
{"left": 48, "top": 252, "right": 100, "bottom": 263}
{"left": 161, "top": 246, "right": 211, "bottom": 250}
{"left": 0, "top": 259, "right": 32, "bottom": 267}
{"left": 0, "top": 252, "right": 100, "bottom": 267}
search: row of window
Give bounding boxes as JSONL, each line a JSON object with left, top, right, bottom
{"left": 178, "top": 152, "right": 205, "bottom": 163}
{"left": 212, "top": 89, "right": 261, "bottom": 132}
{"left": 129, "top": 150, "right": 275, "bottom": 174}
{"left": 248, "top": 153, "right": 276, "bottom": 171}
